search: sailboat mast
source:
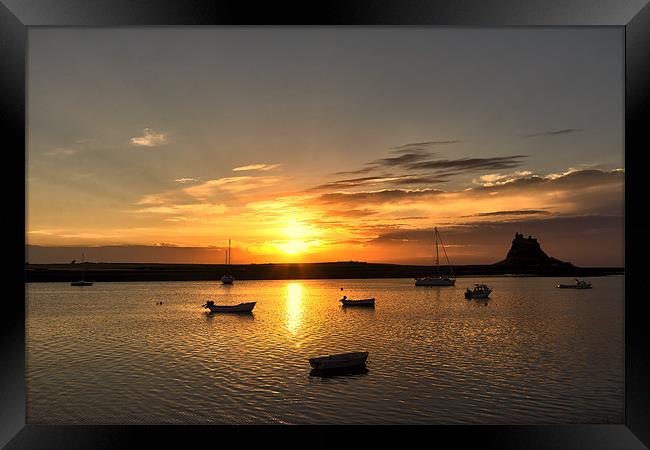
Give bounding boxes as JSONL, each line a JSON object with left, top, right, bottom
{"left": 437, "top": 229, "right": 454, "bottom": 277}
{"left": 435, "top": 227, "right": 439, "bottom": 273}
{"left": 228, "top": 239, "right": 231, "bottom": 266}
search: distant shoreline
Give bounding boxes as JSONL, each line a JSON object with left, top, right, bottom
{"left": 25, "top": 262, "right": 624, "bottom": 283}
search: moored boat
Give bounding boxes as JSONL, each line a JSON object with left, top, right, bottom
{"left": 221, "top": 239, "right": 235, "bottom": 285}
{"left": 70, "top": 252, "right": 93, "bottom": 286}
{"left": 557, "top": 279, "right": 592, "bottom": 289}
{"left": 415, "top": 277, "right": 455, "bottom": 286}
{"left": 340, "top": 296, "right": 375, "bottom": 307}
{"left": 202, "top": 300, "right": 256, "bottom": 313}
{"left": 415, "top": 227, "right": 456, "bottom": 287}
{"left": 309, "top": 351, "right": 369, "bottom": 370}
{"left": 465, "top": 284, "right": 492, "bottom": 299}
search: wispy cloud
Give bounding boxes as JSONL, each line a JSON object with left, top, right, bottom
{"left": 183, "top": 176, "right": 283, "bottom": 198}
{"left": 324, "top": 153, "right": 527, "bottom": 197}
{"left": 391, "top": 140, "right": 463, "bottom": 153}
{"left": 311, "top": 175, "right": 447, "bottom": 191}
{"left": 472, "top": 170, "right": 533, "bottom": 186}
{"left": 390, "top": 176, "right": 449, "bottom": 186}
{"left": 134, "top": 203, "right": 228, "bottom": 216}
{"left": 332, "top": 166, "right": 380, "bottom": 176}
{"left": 174, "top": 178, "right": 197, "bottom": 184}
{"left": 44, "top": 147, "right": 78, "bottom": 158}
{"left": 130, "top": 128, "right": 168, "bottom": 147}
{"left": 27, "top": 229, "right": 121, "bottom": 240}
{"left": 469, "top": 210, "right": 550, "bottom": 217}
{"left": 333, "top": 140, "right": 461, "bottom": 175}
{"left": 315, "top": 188, "right": 443, "bottom": 205}
{"left": 468, "top": 168, "right": 623, "bottom": 196}
{"left": 407, "top": 155, "right": 527, "bottom": 172}
{"left": 524, "top": 128, "right": 582, "bottom": 138}
{"left": 324, "top": 209, "right": 379, "bottom": 218}
{"left": 233, "top": 164, "right": 281, "bottom": 172}
{"left": 305, "top": 169, "right": 623, "bottom": 220}
{"left": 371, "top": 151, "right": 436, "bottom": 167}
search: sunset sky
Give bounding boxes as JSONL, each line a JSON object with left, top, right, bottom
{"left": 26, "top": 28, "right": 624, "bottom": 266}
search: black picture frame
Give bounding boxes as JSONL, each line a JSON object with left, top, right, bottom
{"left": 2, "top": 0, "right": 648, "bottom": 448}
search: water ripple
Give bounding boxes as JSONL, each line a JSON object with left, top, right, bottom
{"left": 26, "top": 276, "right": 623, "bottom": 424}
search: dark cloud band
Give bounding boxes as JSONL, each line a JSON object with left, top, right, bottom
{"left": 525, "top": 128, "right": 582, "bottom": 138}
{"left": 408, "top": 155, "right": 527, "bottom": 171}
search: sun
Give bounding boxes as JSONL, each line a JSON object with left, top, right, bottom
{"left": 276, "top": 219, "right": 319, "bottom": 255}
{"left": 278, "top": 240, "right": 308, "bottom": 255}
{"left": 284, "top": 219, "right": 310, "bottom": 238}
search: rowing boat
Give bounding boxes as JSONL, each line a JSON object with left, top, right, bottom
{"left": 340, "top": 297, "right": 375, "bottom": 307}
{"left": 309, "top": 352, "right": 369, "bottom": 370}
{"left": 202, "top": 300, "right": 256, "bottom": 313}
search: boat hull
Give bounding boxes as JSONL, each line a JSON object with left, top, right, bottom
{"left": 415, "top": 277, "right": 456, "bottom": 286}
{"left": 557, "top": 284, "right": 591, "bottom": 289}
{"left": 70, "top": 281, "right": 93, "bottom": 286}
{"left": 340, "top": 298, "right": 375, "bottom": 307}
{"left": 207, "top": 302, "right": 256, "bottom": 313}
{"left": 309, "top": 352, "right": 369, "bottom": 370}
{"left": 466, "top": 292, "right": 491, "bottom": 299}
{"left": 465, "top": 290, "right": 491, "bottom": 299}
{"left": 221, "top": 275, "right": 234, "bottom": 285}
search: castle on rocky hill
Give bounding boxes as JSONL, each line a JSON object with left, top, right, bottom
{"left": 493, "top": 232, "right": 574, "bottom": 269}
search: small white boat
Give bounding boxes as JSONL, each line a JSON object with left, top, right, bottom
{"left": 309, "top": 351, "right": 369, "bottom": 370}
{"left": 557, "top": 279, "right": 592, "bottom": 289}
{"left": 340, "top": 297, "right": 375, "bottom": 307}
{"left": 465, "top": 284, "right": 492, "bottom": 299}
{"left": 415, "top": 227, "right": 456, "bottom": 287}
{"left": 221, "top": 274, "right": 234, "bottom": 285}
{"left": 202, "top": 300, "right": 255, "bottom": 313}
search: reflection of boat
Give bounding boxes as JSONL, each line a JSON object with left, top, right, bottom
{"left": 221, "top": 239, "right": 234, "bottom": 285}
{"left": 415, "top": 227, "right": 456, "bottom": 286}
{"left": 71, "top": 252, "right": 93, "bottom": 286}
{"left": 202, "top": 300, "right": 255, "bottom": 313}
{"left": 464, "top": 284, "right": 492, "bottom": 299}
{"left": 340, "top": 297, "right": 375, "bottom": 307}
{"left": 309, "top": 352, "right": 369, "bottom": 371}
{"left": 557, "top": 279, "right": 592, "bottom": 289}
{"left": 310, "top": 366, "right": 369, "bottom": 378}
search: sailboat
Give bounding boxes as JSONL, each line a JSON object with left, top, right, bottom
{"left": 221, "top": 239, "right": 234, "bottom": 285}
{"left": 70, "top": 252, "right": 94, "bottom": 286}
{"left": 415, "top": 227, "right": 456, "bottom": 286}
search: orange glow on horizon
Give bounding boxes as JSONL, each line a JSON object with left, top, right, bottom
{"left": 26, "top": 168, "right": 625, "bottom": 266}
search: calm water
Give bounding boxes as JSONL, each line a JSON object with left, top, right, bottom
{"left": 26, "top": 276, "right": 624, "bottom": 424}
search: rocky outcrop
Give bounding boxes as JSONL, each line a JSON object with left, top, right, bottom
{"left": 493, "top": 232, "right": 574, "bottom": 269}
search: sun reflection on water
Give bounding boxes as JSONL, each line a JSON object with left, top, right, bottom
{"left": 285, "top": 282, "right": 304, "bottom": 345}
